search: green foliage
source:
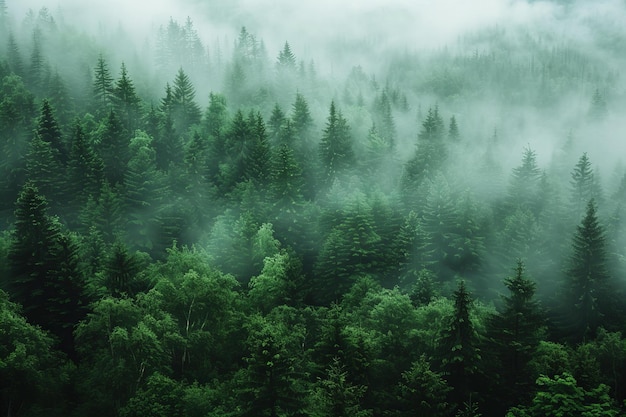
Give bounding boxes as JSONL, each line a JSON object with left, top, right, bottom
{"left": 319, "top": 101, "right": 354, "bottom": 187}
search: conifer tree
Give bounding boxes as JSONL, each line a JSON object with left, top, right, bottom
{"left": 439, "top": 280, "right": 481, "bottom": 408}
{"left": 93, "top": 54, "right": 114, "bottom": 113}
{"left": 7, "top": 33, "right": 24, "bottom": 76}
{"left": 67, "top": 121, "right": 104, "bottom": 215}
{"left": 485, "top": 260, "right": 544, "bottom": 414}
{"left": 36, "top": 99, "right": 66, "bottom": 163}
{"left": 570, "top": 153, "right": 602, "bottom": 217}
{"left": 507, "top": 146, "right": 542, "bottom": 214}
{"left": 449, "top": 115, "right": 460, "bottom": 141}
{"left": 171, "top": 67, "right": 201, "bottom": 133}
{"left": 564, "top": 199, "right": 613, "bottom": 341}
{"left": 7, "top": 182, "right": 86, "bottom": 357}
{"left": 113, "top": 62, "right": 142, "bottom": 132}
{"left": 100, "top": 110, "right": 129, "bottom": 185}
{"left": 28, "top": 28, "right": 46, "bottom": 96}
{"left": 25, "top": 133, "right": 64, "bottom": 208}
{"left": 276, "top": 41, "right": 296, "bottom": 70}
{"left": 319, "top": 101, "right": 354, "bottom": 187}
{"left": 291, "top": 93, "right": 313, "bottom": 142}
{"left": 268, "top": 103, "right": 286, "bottom": 142}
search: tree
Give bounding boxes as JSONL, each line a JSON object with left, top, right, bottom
{"left": 507, "top": 373, "right": 620, "bottom": 417}
{"left": 309, "top": 357, "right": 372, "bottom": 417}
{"left": 449, "top": 115, "right": 460, "bottom": 141}
{"left": 485, "top": 260, "right": 544, "bottom": 414}
{"left": 507, "top": 146, "right": 542, "bottom": 214}
{"left": 25, "top": 133, "right": 64, "bottom": 209}
{"left": 28, "top": 27, "right": 46, "bottom": 96}
{"left": 93, "top": 54, "right": 115, "bottom": 113}
{"left": 0, "top": 290, "right": 67, "bottom": 417}
{"left": 439, "top": 280, "right": 481, "bottom": 408}
{"left": 395, "top": 355, "right": 452, "bottom": 417}
{"left": 36, "top": 98, "right": 66, "bottom": 163}
{"left": 570, "top": 153, "right": 602, "bottom": 217}
{"left": 563, "top": 199, "right": 613, "bottom": 341}
{"left": 276, "top": 41, "right": 296, "bottom": 71}
{"left": 588, "top": 88, "right": 607, "bottom": 121}
{"left": 67, "top": 121, "right": 104, "bottom": 215}
{"left": 113, "top": 62, "right": 142, "bottom": 132}
{"left": 6, "top": 32, "right": 24, "bottom": 76}
{"left": 171, "top": 67, "right": 202, "bottom": 133}
{"left": 7, "top": 182, "right": 86, "bottom": 356}
{"left": 319, "top": 101, "right": 354, "bottom": 186}
{"left": 100, "top": 110, "right": 130, "bottom": 185}
{"left": 291, "top": 93, "right": 314, "bottom": 143}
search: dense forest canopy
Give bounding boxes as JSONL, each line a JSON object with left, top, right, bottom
{"left": 1, "top": 0, "right": 626, "bottom": 416}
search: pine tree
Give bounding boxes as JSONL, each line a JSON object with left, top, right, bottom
{"left": 100, "top": 110, "right": 129, "bottom": 185}
{"left": 319, "top": 101, "right": 354, "bottom": 187}
{"left": 25, "top": 133, "right": 64, "bottom": 209}
{"left": 171, "top": 67, "right": 201, "bottom": 133}
{"left": 28, "top": 28, "right": 46, "bottom": 96}
{"left": 67, "top": 121, "right": 104, "bottom": 215}
{"left": 7, "top": 33, "right": 24, "bottom": 76}
{"left": 485, "top": 260, "right": 544, "bottom": 414}
{"left": 7, "top": 182, "right": 86, "bottom": 357}
{"left": 276, "top": 41, "right": 296, "bottom": 71}
{"left": 588, "top": 88, "right": 607, "bottom": 121}
{"left": 92, "top": 54, "right": 114, "bottom": 113}
{"left": 291, "top": 93, "right": 313, "bottom": 143}
{"left": 246, "top": 112, "right": 271, "bottom": 185}
{"left": 36, "top": 99, "right": 66, "bottom": 163}
{"left": 268, "top": 103, "right": 286, "bottom": 142}
{"left": 507, "top": 146, "right": 542, "bottom": 213}
{"left": 449, "top": 115, "right": 460, "bottom": 141}
{"left": 570, "top": 153, "right": 601, "bottom": 217}
{"left": 102, "top": 240, "right": 143, "bottom": 297}
{"left": 113, "top": 62, "right": 142, "bottom": 132}
{"left": 439, "top": 280, "right": 481, "bottom": 407}
{"left": 564, "top": 199, "right": 613, "bottom": 341}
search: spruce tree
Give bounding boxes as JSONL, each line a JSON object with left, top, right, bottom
{"left": 67, "top": 121, "right": 104, "bottom": 215}
{"left": 92, "top": 54, "right": 114, "bottom": 113}
{"left": 276, "top": 41, "right": 296, "bottom": 70}
{"left": 319, "top": 101, "right": 354, "bottom": 187}
{"left": 36, "top": 98, "right": 66, "bottom": 163}
{"left": 100, "top": 110, "right": 129, "bottom": 185}
{"left": 172, "top": 67, "right": 201, "bottom": 133}
{"left": 570, "top": 153, "right": 602, "bottom": 217}
{"left": 439, "top": 280, "right": 481, "bottom": 408}
{"left": 113, "top": 62, "right": 141, "bottom": 132}
{"left": 485, "top": 260, "right": 544, "bottom": 414}
{"left": 507, "top": 146, "right": 542, "bottom": 213}
{"left": 564, "top": 199, "right": 613, "bottom": 341}
{"left": 7, "top": 33, "right": 24, "bottom": 76}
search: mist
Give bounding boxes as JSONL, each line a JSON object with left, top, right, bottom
{"left": 5, "top": 0, "right": 626, "bottom": 415}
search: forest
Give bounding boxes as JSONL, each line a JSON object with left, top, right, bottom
{"left": 1, "top": 0, "right": 626, "bottom": 415}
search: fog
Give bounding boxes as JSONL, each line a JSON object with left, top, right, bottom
{"left": 2, "top": 0, "right": 626, "bottom": 293}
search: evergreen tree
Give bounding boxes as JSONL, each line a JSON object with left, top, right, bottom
{"left": 102, "top": 240, "right": 144, "bottom": 297}
{"left": 563, "top": 199, "right": 613, "bottom": 341}
{"left": 171, "top": 67, "right": 201, "bottom": 133}
{"left": 93, "top": 54, "right": 114, "bottom": 113}
{"left": 319, "top": 101, "right": 354, "bottom": 187}
{"left": 7, "top": 182, "right": 86, "bottom": 357}
{"left": 36, "top": 98, "right": 66, "bottom": 163}
{"left": 449, "top": 115, "right": 460, "bottom": 141}
{"left": 507, "top": 146, "right": 542, "bottom": 214}
{"left": 28, "top": 28, "right": 46, "bottom": 96}
{"left": 588, "top": 88, "right": 607, "bottom": 121}
{"left": 268, "top": 103, "right": 286, "bottom": 142}
{"left": 6, "top": 32, "right": 24, "bottom": 76}
{"left": 276, "top": 41, "right": 297, "bottom": 71}
{"left": 485, "top": 260, "right": 544, "bottom": 414}
{"left": 25, "top": 133, "right": 64, "bottom": 209}
{"left": 570, "top": 153, "right": 602, "bottom": 217}
{"left": 100, "top": 110, "right": 129, "bottom": 185}
{"left": 67, "top": 121, "right": 104, "bottom": 215}
{"left": 439, "top": 280, "right": 481, "bottom": 408}
{"left": 291, "top": 93, "right": 313, "bottom": 143}
{"left": 113, "top": 62, "right": 142, "bottom": 132}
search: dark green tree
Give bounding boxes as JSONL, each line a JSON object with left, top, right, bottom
{"left": 485, "top": 260, "right": 544, "bottom": 414}
{"left": 439, "top": 280, "right": 481, "bottom": 408}
{"left": 36, "top": 98, "right": 66, "bottom": 163}
{"left": 113, "top": 62, "right": 142, "bottom": 132}
{"left": 102, "top": 240, "right": 145, "bottom": 297}
{"left": 319, "top": 101, "right": 354, "bottom": 187}
{"left": 448, "top": 115, "right": 460, "bottom": 141}
{"left": 570, "top": 152, "right": 602, "bottom": 217}
{"left": 25, "top": 133, "right": 64, "bottom": 209}
{"left": 93, "top": 54, "right": 115, "bottom": 113}
{"left": 67, "top": 121, "right": 104, "bottom": 215}
{"left": 394, "top": 355, "right": 452, "bottom": 417}
{"left": 7, "top": 182, "right": 86, "bottom": 356}
{"left": 563, "top": 199, "right": 613, "bottom": 341}
{"left": 28, "top": 28, "right": 46, "bottom": 96}
{"left": 506, "top": 146, "right": 542, "bottom": 214}
{"left": 171, "top": 67, "right": 202, "bottom": 133}
{"left": 6, "top": 33, "right": 24, "bottom": 76}
{"left": 268, "top": 103, "right": 286, "bottom": 142}
{"left": 100, "top": 110, "right": 130, "bottom": 185}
